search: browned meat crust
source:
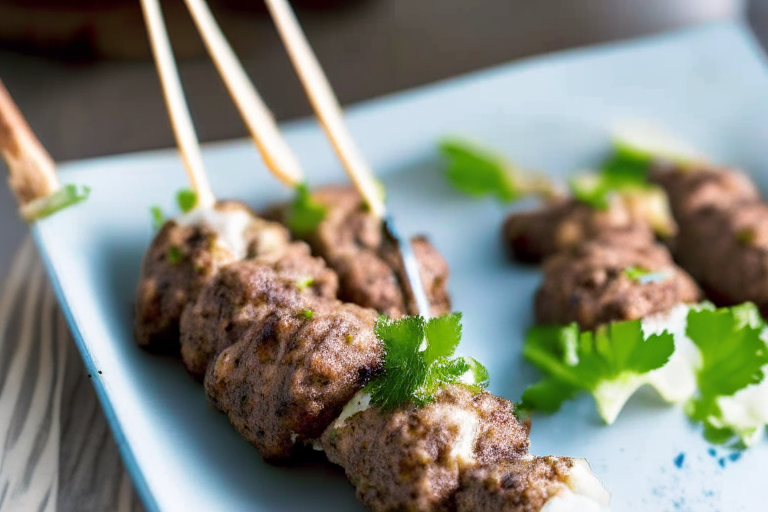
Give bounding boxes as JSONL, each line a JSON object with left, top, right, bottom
{"left": 267, "top": 185, "right": 451, "bottom": 317}
{"left": 202, "top": 262, "right": 382, "bottom": 463}
{"left": 650, "top": 164, "right": 768, "bottom": 315}
{"left": 179, "top": 243, "right": 338, "bottom": 379}
{"left": 502, "top": 198, "right": 656, "bottom": 264}
{"left": 535, "top": 235, "right": 701, "bottom": 330}
{"left": 649, "top": 163, "right": 760, "bottom": 219}
{"left": 134, "top": 201, "right": 291, "bottom": 354}
{"left": 320, "top": 385, "right": 530, "bottom": 512}
{"left": 456, "top": 456, "right": 573, "bottom": 512}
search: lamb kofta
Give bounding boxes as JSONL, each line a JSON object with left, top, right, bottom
{"left": 534, "top": 231, "right": 701, "bottom": 330}
{"left": 199, "top": 261, "right": 382, "bottom": 462}
{"left": 321, "top": 386, "right": 609, "bottom": 512}
{"left": 502, "top": 194, "right": 701, "bottom": 329}
{"left": 502, "top": 196, "right": 657, "bottom": 264}
{"left": 267, "top": 185, "right": 451, "bottom": 317}
{"left": 650, "top": 162, "right": 768, "bottom": 315}
{"left": 134, "top": 201, "right": 294, "bottom": 353}
{"left": 179, "top": 242, "right": 338, "bottom": 379}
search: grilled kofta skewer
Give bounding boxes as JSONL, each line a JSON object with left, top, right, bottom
{"left": 649, "top": 162, "right": 768, "bottom": 316}
{"left": 267, "top": 185, "right": 451, "bottom": 318}
{"left": 182, "top": 258, "right": 609, "bottom": 509}
{"left": 134, "top": 201, "right": 337, "bottom": 353}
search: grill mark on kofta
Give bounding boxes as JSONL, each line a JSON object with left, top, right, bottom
{"left": 195, "top": 261, "right": 382, "bottom": 463}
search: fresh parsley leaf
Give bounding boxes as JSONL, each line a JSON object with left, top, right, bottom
{"left": 167, "top": 246, "right": 183, "bottom": 265}
{"left": 423, "top": 313, "right": 462, "bottom": 364}
{"left": 302, "top": 310, "right": 314, "bottom": 320}
{"left": 685, "top": 303, "right": 768, "bottom": 446}
{"left": 286, "top": 183, "right": 327, "bottom": 235}
{"left": 521, "top": 320, "right": 675, "bottom": 423}
{"left": 20, "top": 183, "right": 90, "bottom": 221}
{"left": 150, "top": 206, "right": 165, "bottom": 231}
{"left": 438, "top": 138, "right": 562, "bottom": 203}
{"left": 176, "top": 189, "right": 198, "bottom": 213}
{"left": 368, "top": 313, "right": 489, "bottom": 410}
{"left": 439, "top": 138, "right": 520, "bottom": 202}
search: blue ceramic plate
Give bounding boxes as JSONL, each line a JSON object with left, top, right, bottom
{"left": 32, "top": 21, "right": 768, "bottom": 512}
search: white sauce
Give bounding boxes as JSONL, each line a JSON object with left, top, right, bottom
{"left": 541, "top": 458, "right": 611, "bottom": 512}
{"left": 332, "top": 392, "right": 372, "bottom": 429}
{"left": 177, "top": 207, "right": 253, "bottom": 260}
{"left": 642, "top": 303, "right": 701, "bottom": 403}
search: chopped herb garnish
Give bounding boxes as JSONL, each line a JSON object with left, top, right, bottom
{"left": 569, "top": 173, "right": 613, "bottom": 210}
{"left": 150, "top": 206, "right": 165, "bottom": 230}
{"left": 296, "top": 276, "right": 315, "bottom": 291}
{"left": 303, "top": 309, "right": 314, "bottom": 320}
{"left": 685, "top": 303, "right": 768, "bottom": 446}
{"left": 167, "top": 246, "right": 183, "bottom": 265}
{"left": 624, "top": 266, "right": 670, "bottom": 284}
{"left": 286, "top": 183, "right": 327, "bottom": 235}
{"left": 20, "top": 183, "right": 90, "bottom": 222}
{"left": 521, "top": 320, "right": 675, "bottom": 423}
{"left": 367, "top": 313, "right": 489, "bottom": 410}
{"left": 176, "top": 188, "right": 198, "bottom": 213}
{"left": 439, "top": 138, "right": 558, "bottom": 203}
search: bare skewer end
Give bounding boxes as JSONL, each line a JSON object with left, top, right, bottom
{"left": 0, "top": 81, "right": 60, "bottom": 207}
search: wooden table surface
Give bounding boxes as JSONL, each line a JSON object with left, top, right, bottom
{"left": 0, "top": 1, "right": 758, "bottom": 510}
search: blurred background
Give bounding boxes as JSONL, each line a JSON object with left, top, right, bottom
{"left": 2, "top": 0, "right": 762, "bottom": 274}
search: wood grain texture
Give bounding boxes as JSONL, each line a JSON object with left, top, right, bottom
{"left": 0, "top": 238, "right": 145, "bottom": 512}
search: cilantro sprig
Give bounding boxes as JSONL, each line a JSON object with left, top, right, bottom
{"left": 438, "top": 138, "right": 560, "bottom": 203}
{"left": 521, "top": 303, "right": 768, "bottom": 446}
{"left": 20, "top": 183, "right": 90, "bottom": 222}
{"left": 367, "top": 313, "right": 489, "bottom": 410}
{"left": 521, "top": 320, "right": 674, "bottom": 423}
{"left": 685, "top": 303, "right": 768, "bottom": 446}
{"left": 286, "top": 183, "right": 327, "bottom": 235}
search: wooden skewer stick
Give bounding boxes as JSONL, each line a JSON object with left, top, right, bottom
{"left": 183, "top": 0, "right": 304, "bottom": 187}
{"left": 0, "top": 80, "right": 60, "bottom": 208}
{"left": 140, "top": 0, "right": 216, "bottom": 209}
{"left": 263, "top": 0, "right": 385, "bottom": 219}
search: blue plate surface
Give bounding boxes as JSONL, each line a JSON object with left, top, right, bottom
{"left": 32, "top": 21, "right": 768, "bottom": 512}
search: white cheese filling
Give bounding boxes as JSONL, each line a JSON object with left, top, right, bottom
{"left": 332, "top": 391, "right": 372, "bottom": 429}
{"left": 177, "top": 207, "right": 253, "bottom": 260}
{"left": 541, "top": 458, "right": 611, "bottom": 512}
